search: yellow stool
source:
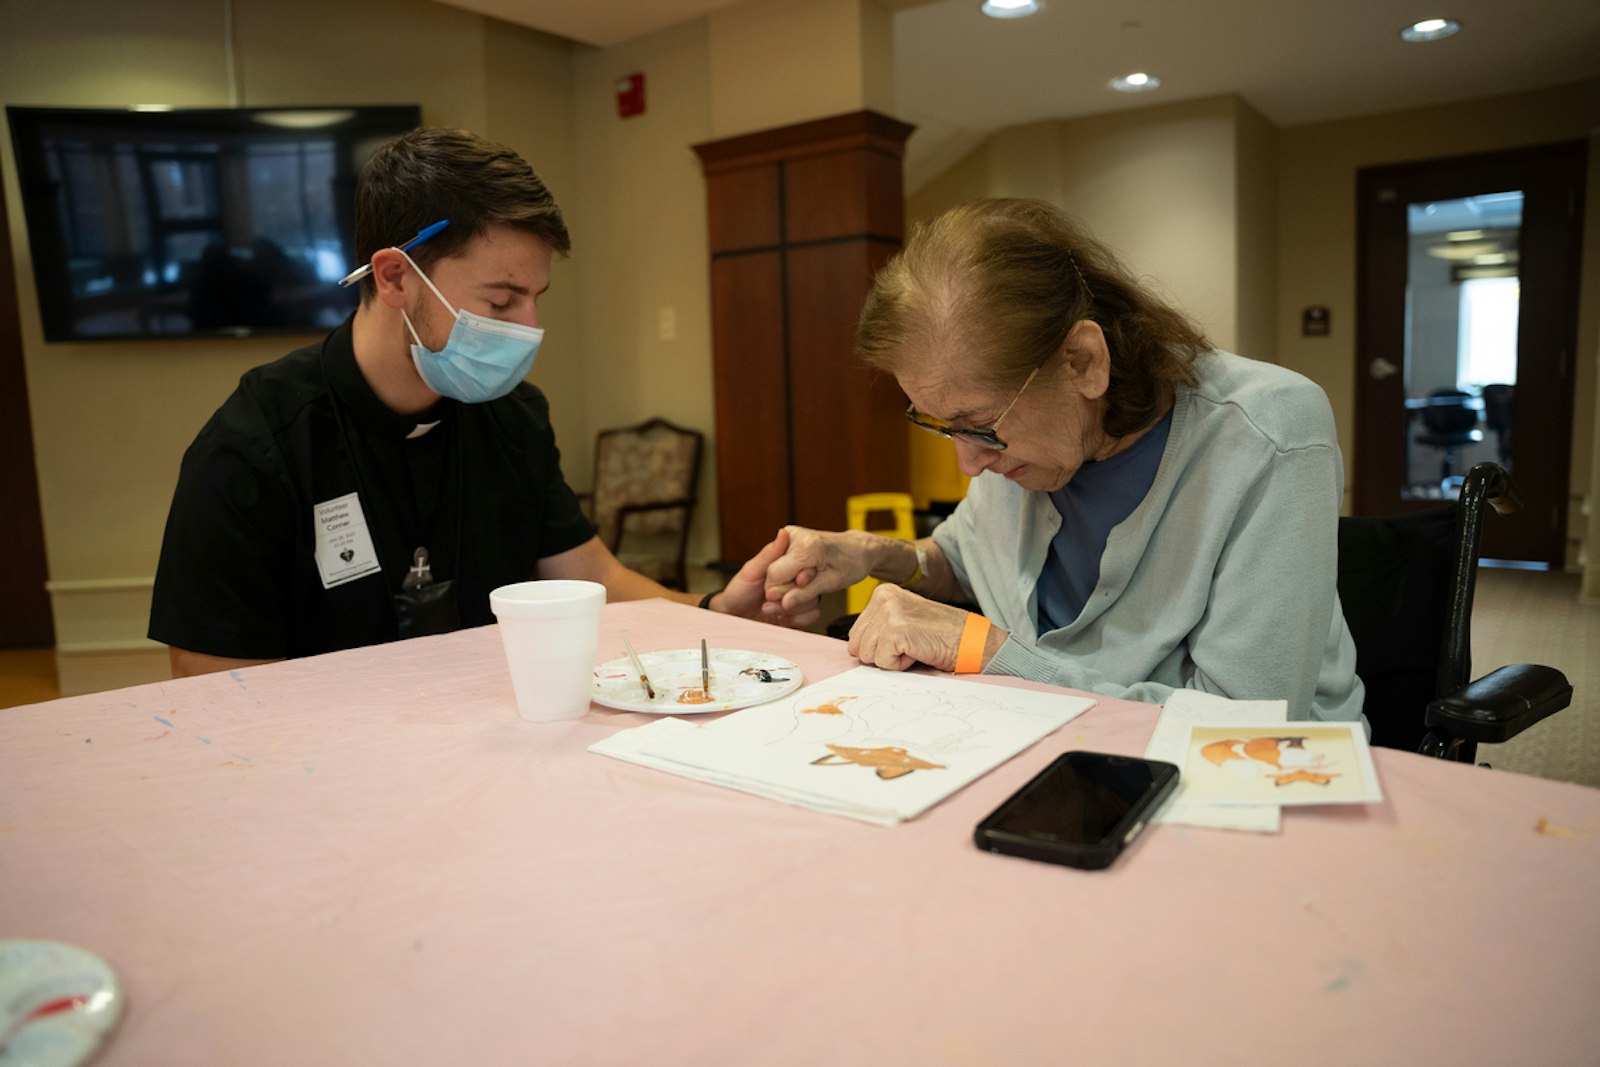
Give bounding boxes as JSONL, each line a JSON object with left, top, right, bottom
{"left": 845, "top": 492, "right": 915, "bottom": 614}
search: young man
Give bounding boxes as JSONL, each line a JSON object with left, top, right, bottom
{"left": 150, "top": 127, "right": 775, "bottom": 678}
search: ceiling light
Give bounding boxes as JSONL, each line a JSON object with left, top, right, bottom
{"left": 1400, "top": 18, "right": 1461, "bottom": 42}
{"left": 1425, "top": 240, "right": 1498, "bottom": 261}
{"left": 254, "top": 109, "right": 357, "bottom": 129}
{"left": 1110, "top": 72, "right": 1161, "bottom": 93}
{"left": 981, "top": 0, "right": 1040, "bottom": 18}
{"left": 1473, "top": 252, "right": 1509, "bottom": 265}
{"left": 1446, "top": 229, "right": 1485, "bottom": 241}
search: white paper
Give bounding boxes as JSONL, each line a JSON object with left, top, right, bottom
{"left": 1145, "top": 689, "right": 1287, "bottom": 833}
{"left": 591, "top": 667, "right": 1095, "bottom": 825}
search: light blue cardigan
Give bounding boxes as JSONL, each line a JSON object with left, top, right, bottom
{"left": 933, "top": 350, "right": 1365, "bottom": 722}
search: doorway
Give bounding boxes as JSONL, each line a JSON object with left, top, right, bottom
{"left": 1354, "top": 141, "right": 1586, "bottom": 564}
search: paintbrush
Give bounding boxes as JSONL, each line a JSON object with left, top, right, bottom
{"left": 621, "top": 633, "right": 655, "bottom": 701}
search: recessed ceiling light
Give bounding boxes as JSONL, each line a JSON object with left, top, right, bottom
{"left": 1110, "top": 72, "right": 1161, "bottom": 93}
{"left": 981, "top": 0, "right": 1040, "bottom": 19}
{"left": 1400, "top": 18, "right": 1461, "bottom": 42}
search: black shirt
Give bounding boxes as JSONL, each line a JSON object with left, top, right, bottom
{"left": 149, "top": 317, "right": 595, "bottom": 660}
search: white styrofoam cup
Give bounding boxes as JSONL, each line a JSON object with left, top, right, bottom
{"left": 489, "top": 580, "right": 606, "bottom": 722}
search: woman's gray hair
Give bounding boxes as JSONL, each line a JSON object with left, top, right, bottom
{"left": 856, "top": 198, "right": 1209, "bottom": 437}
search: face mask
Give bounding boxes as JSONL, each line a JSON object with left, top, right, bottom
{"left": 397, "top": 249, "right": 544, "bottom": 403}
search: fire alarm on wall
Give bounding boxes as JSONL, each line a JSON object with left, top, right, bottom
{"left": 616, "top": 73, "right": 645, "bottom": 118}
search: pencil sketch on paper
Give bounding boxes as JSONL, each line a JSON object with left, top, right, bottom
{"left": 695, "top": 668, "right": 1083, "bottom": 787}
{"left": 605, "top": 666, "right": 1096, "bottom": 824}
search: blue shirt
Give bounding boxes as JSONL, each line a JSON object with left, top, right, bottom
{"left": 1036, "top": 407, "right": 1173, "bottom": 632}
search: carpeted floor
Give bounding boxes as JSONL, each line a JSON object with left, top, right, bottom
{"left": 1469, "top": 568, "right": 1600, "bottom": 788}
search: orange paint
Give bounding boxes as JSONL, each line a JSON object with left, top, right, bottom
{"left": 1271, "top": 769, "right": 1340, "bottom": 786}
{"left": 801, "top": 696, "right": 856, "bottom": 716}
{"left": 811, "top": 744, "right": 945, "bottom": 780}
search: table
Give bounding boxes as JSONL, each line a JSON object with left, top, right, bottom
{"left": 4, "top": 600, "right": 1597, "bottom": 1065}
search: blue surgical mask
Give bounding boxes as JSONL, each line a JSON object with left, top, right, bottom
{"left": 397, "top": 249, "right": 543, "bottom": 403}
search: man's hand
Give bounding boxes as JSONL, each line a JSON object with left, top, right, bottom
{"left": 711, "top": 528, "right": 816, "bottom": 624}
{"left": 847, "top": 584, "right": 1004, "bottom": 672}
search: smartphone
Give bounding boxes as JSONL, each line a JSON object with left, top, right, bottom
{"left": 974, "top": 751, "right": 1180, "bottom": 870}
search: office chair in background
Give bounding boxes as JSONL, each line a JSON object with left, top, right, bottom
{"left": 1413, "top": 388, "right": 1484, "bottom": 491}
{"left": 1480, "top": 383, "right": 1514, "bottom": 466}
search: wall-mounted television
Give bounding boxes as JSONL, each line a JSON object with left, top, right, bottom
{"left": 6, "top": 104, "right": 421, "bottom": 343}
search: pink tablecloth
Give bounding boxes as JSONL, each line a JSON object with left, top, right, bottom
{"left": 3, "top": 599, "right": 1597, "bottom": 1065}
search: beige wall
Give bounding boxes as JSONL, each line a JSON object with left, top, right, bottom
{"left": 1233, "top": 98, "right": 1279, "bottom": 363}
{"left": 0, "top": 0, "right": 582, "bottom": 688}
{"left": 568, "top": 19, "right": 718, "bottom": 565}
{"left": 909, "top": 96, "right": 1273, "bottom": 352}
{"left": 707, "top": 0, "right": 893, "bottom": 139}
{"left": 563, "top": 0, "right": 897, "bottom": 569}
{"left": 1277, "top": 79, "right": 1600, "bottom": 561}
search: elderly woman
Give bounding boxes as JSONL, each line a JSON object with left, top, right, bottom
{"left": 760, "top": 198, "right": 1363, "bottom": 721}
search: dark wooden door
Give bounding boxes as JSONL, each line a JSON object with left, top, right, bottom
{"left": 696, "top": 112, "right": 913, "bottom": 565}
{"left": 1354, "top": 141, "right": 1586, "bottom": 564}
{"left": 0, "top": 179, "right": 56, "bottom": 646}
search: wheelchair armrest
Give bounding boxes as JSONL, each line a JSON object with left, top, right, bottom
{"left": 1424, "top": 663, "right": 1572, "bottom": 744}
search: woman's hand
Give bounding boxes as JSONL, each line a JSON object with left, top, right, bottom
{"left": 761, "top": 526, "right": 879, "bottom": 625}
{"left": 847, "top": 584, "right": 1003, "bottom": 673}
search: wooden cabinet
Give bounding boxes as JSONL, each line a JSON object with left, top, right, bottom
{"left": 694, "top": 111, "right": 914, "bottom": 564}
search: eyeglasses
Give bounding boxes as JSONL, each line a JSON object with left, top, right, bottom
{"left": 904, "top": 362, "right": 1044, "bottom": 452}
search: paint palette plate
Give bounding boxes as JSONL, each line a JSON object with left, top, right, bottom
{"left": 0, "top": 940, "right": 122, "bottom": 1065}
{"left": 592, "top": 647, "right": 802, "bottom": 714}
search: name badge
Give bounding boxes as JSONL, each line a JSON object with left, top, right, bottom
{"left": 313, "top": 492, "right": 383, "bottom": 589}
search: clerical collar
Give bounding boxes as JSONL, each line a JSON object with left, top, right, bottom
{"left": 321, "top": 315, "right": 454, "bottom": 439}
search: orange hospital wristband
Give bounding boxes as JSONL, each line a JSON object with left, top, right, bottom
{"left": 954, "top": 613, "right": 991, "bottom": 674}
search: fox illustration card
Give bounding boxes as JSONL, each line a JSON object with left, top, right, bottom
{"left": 1176, "top": 722, "right": 1383, "bottom": 806}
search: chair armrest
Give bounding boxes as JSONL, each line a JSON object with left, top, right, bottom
{"left": 611, "top": 499, "right": 695, "bottom": 549}
{"left": 615, "top": 498, "right": 694, "bottom": 519}
{"left": 1424, "top": 663, "right": 1572, "bottom": 744}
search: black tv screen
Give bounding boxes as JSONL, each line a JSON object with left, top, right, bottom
{"left": 6, "top": 105, "right": 421, "bottom": 342}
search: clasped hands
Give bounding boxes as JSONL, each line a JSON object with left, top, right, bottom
{"left": 717, "top": 525, "right": 989, "bottom": 673}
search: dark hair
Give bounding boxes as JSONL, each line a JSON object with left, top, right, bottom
{"left": 354, "top": 126, "right": 571, "bottom": 301}
{"left": 856, "top": 198, "right": 1209, "bottom": 437}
